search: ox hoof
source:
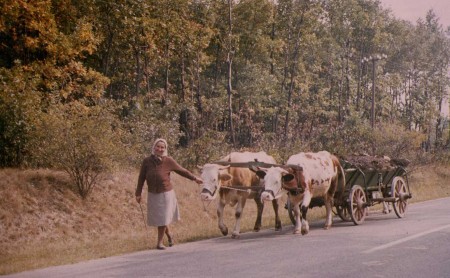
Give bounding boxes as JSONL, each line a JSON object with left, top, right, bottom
{"left": 301, "top": 229, "right": 309, "bottom": 235}
{"left": 293, "top": 229, "right": 301, "bottom": 235}
{"left": 323, "top": 225, "right": 331, "bottom": 230}
{"left": 275, "top": 222, "right": 282, "bottom": 231}
{"left": 253, "top": 226, "right": 261, "bottom": 232}
{"left": 231, "top": 233, "right": 240, "bottom": 239}
{"left": 220, "top": 227, "right": 228, "bottom": 236}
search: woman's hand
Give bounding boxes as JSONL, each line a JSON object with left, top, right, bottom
{"left": 194, "top": 177, "right": 203, "bottom": 185}
{"left": 136, "top": 195, "right": 141, "bottom": 203}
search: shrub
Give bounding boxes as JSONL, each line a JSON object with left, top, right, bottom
{"left": 29, "top": 101, "right": 126, "bottom": 198}
{"left": 371, "top": 122, "right": 425, "bottom": 160}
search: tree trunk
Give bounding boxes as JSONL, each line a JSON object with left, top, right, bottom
{"left": 227, "top": 0, "right": 236, "bottom": 146}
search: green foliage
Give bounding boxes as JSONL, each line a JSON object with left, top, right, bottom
{"left": 28, "top": 102, "right": 126, "bottom": 198}
{"left": 1, "top": 0, "right": 449, "bottom": 171}
{"left": 121, "top": 97, "right": 183, "bottom": 166}
{"left": 0, "top": 63, "right": 42, "bottom": 167}
{"left": 174, "top": 130, "right": 230, "bottom": 168}
{"left": 371, "top": 122, "right": 425, "bottom": 159}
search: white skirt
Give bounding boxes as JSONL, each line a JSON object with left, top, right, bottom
{"left": 147, "top": 190, "right": 180, "bottom": 226}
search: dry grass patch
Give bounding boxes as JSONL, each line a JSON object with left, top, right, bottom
{"left": 408, "top": 164, "right": 450, "bottom": 202}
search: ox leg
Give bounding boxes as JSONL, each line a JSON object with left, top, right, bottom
{"left": 253, "top": 197, "right": 264, "bottom": 232}
{"left": 272, "top": 199, "right": 282, "bottom": 231}
{"left": 217, "top": 200, "right": 228, "bottom": 236}
{"left": 231, "top": 198, "right": 246, "bottom": 239}
{"left": 382, "top": 201, "right": 391, "bottom": 214}
{"left": 324, "top": 195, "right": 334, "bottom": 230}
{"left": 293, "top": 201, "right": 302, "bottom": 234}
{"left": 300, "top": 191, "right": 312, "bottom": 235}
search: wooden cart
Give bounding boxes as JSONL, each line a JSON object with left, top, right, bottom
{"left": 286, "top": 158, "right": 413, "bottom": 225}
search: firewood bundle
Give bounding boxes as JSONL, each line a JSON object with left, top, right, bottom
{"left": 340, "top": 154, "right": 410, "bottom": 171}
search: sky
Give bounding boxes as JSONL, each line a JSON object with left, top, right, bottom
{"left": 380, "top": 0, "right": 450, "bottom": 28}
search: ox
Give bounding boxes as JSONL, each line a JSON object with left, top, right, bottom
{"left": 199, "top": 151, "right": 282, "bottom": 238}
{"left": 257, "top": 151, "right": 345, "bottom": 235}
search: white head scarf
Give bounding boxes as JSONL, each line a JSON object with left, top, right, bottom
{"left": 151, "top": 138, "right": 168, "bottom": 157}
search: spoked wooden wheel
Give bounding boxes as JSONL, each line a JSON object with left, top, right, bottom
{"left": 349, "top": 185, "right": 367, "bottom": 225}
{"left": 336, "top": 204, "right": 351, "bottom": 222}
{"left": 391, "top": 177, "right": 408, "bottom": 218}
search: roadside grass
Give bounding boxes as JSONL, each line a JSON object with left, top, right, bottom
{"left": 1, "top": 164, "right": 449, "bottom": 275}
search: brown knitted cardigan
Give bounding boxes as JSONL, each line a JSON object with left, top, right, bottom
{"left": 135, "top": 154, "right": 197, "bottom": 195}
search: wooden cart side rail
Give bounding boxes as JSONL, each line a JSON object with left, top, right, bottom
{"left": 343, "top": 167, "right": 366, "bottom": 191}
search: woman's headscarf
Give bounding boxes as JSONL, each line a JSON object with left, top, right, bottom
{"left": 151, "top": 138, "right": 168, "bottom": 157}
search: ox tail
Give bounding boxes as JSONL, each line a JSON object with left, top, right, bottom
{"left": 332, "top": 156, "right": 346, "bottom": 200}
{"left": 338, "top": 163, "right": 346, "bottom": 198}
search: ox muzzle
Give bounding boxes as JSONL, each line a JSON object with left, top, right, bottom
{"left": 261, "top": 190, "right": 275, "bottom": 201}
{"left": 200, "top": 187, "right": 217, "bottom": 201}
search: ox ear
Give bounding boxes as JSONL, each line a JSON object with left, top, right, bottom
{"left": 249, "top": 165, "right": 258, "bottom": 173}
{"left": 282, "top": 173, "right": 295, "bottom": 183}
{"left": 255, "top": 170, "right": 267, "bottom": 179}
{"left": 219, "top": 173, "right": 232, "bottom": 181}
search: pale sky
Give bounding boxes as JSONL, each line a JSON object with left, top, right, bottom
{"left": 380, "top": 0, "right": 450, "bottom": 29}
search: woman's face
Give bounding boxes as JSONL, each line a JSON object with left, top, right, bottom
{"left": 154, "top": 141, "right": 166, "bottom": 156}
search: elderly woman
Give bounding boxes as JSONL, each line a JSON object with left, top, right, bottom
{"left": 135, "top": 138, "right": 203, "bottom": 250}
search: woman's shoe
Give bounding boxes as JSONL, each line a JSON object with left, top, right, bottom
{"left": 156, "top": 245, "right": 166, "bottom": 250}
{"left": 167, "top": 234, "right": 174, "bottom": 247}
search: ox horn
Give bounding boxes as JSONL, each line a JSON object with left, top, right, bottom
{"left": 219, "top": 165, "right": 230, "bottom": 170}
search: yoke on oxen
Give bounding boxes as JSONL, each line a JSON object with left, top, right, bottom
{"left": 210, "top": 160, "right": 303, "bottom": 192}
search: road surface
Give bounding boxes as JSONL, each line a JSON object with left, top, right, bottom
{"left": 7, "top": 197, "right": 450, "bottom": 278}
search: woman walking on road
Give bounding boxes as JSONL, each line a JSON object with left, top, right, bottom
{"left": 135, "top": 138, "right": 203, "bottom": 250}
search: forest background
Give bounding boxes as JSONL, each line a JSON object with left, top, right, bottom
{"left": 1, "top": 0, "right": 450, "bottom": 174}
{"left": 1, "top": 0, "right": 450, "bottom": 274}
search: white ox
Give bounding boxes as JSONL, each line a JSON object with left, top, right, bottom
{"left": 200, "top": 151, "right": 282, "bottom": 238}
{"left": 256, "top": 151, "right": 345, "bottom": 235}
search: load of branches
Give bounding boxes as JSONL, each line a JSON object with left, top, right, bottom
{"left": 340, "top": 154, "right": 410, "bottom": 171}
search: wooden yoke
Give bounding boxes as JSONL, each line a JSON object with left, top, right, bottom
{"left": 212, "top": 160, "right": 303, "bottom": 171}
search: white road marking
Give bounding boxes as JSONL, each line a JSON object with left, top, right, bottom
{"left": 363, "top": 223, "right": 450, "bottom": 254}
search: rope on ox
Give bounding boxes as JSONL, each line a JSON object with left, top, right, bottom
{"left": 220, "top": 185, "right": 261, "bottom": 193}
{"left": 201, "top": 199, "right": 214, "bottom": 212}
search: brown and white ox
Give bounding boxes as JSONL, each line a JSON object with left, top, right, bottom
{"left": 199, "top": 151, "right": 282, "bottom": 238}
{"left": 256, "top": 151, "right": 345, "bottom": 235}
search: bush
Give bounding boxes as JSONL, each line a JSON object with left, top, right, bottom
{"left": 29, "top": 101, "right": 126, "bottom": 198}
{"left": 310, "top": 116, "right": 425, "bottom": 160}
{"left": 371, "top": 122, "right": 425, "bottom": 160}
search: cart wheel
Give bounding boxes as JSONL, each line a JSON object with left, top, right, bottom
{"left": 349, "top": 185, "right": 367, "bottom": 225}
{"left": 286, "top": 198, "right": 297, "bottom": 225}
{"left": 336, "top": 205, "right": 351, "bottom": 222}
{"left": 391, "top": 176, "right": 408, "bottom": 218}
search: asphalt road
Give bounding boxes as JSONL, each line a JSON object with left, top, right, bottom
{"left": 7, "top": 197, "right": 450, "bottom": 278}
